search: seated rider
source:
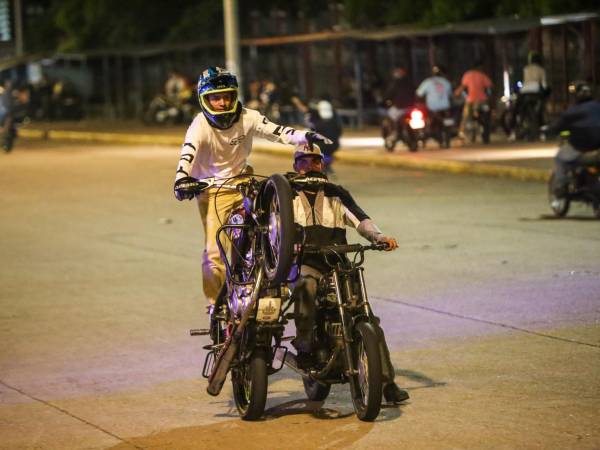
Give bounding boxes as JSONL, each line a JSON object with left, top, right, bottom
{"left": 547, "top": 81, "right": 600, "bottom": 197}
{"left": 287, "top": 143, "right": 409, "bottom": 404}
{"left": 509, "top": 51, "right": 549, "bottom": 140}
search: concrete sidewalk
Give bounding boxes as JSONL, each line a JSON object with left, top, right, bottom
{"left": 18, "top": 119, "right": 554, "bottom": 182}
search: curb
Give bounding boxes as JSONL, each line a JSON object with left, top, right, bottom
{"left": 19, "top": 128, "right": 550, "bottom": 183}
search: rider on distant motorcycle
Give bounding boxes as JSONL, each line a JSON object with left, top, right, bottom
{"left": 287, "top": 143, "right": 409, "bottom": 404}
{"left": 509, "top": 51, "right": 549, "bottom": 141}
{"left": 547, "top": 81, "right": 600, "bottom": 197}
{"left": 383, "top": 67, "right": 415, "bottom": 123}
{"left": 416, "top": 64, "right": 453, "bottom": 146}
{"left": 455, "top": 60, "right": 493, "bottom": 144}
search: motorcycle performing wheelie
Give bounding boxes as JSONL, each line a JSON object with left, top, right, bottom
{"left": 186, "top": 172, "right": 390, "bottom": 421}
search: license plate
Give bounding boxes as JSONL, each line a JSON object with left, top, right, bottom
{"left": 443, "top": 118, "right": 455, "bottom": 126}
{"left": 256, "top": 297, "right": 281, "bottom": 322}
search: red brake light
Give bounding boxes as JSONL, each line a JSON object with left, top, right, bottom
{"left": 410, "top": 109, "right": 424, "bottom": 120}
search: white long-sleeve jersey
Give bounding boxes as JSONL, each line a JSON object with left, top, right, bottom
{"left": 175, "top": 108, "right": 308, "bottom": 182}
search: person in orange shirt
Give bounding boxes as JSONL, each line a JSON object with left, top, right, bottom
{"left": 455, "top": 61, "right": 493, "bottom": 143}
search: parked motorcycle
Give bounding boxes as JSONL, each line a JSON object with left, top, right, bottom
{"left": 143, "top": 94, "right": 197, "bottom": 125}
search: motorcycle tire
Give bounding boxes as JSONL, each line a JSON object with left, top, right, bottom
{"left": 548, "top": 172, "right": 570, "bottom": 217}
{"left": 231, "top": 347, "right": 268, "bottom": 421}
{"left": 350, "top": 321, "right": 383, "bottom": 422}
{"left": 407, "top": 137, "right": 418, "bottom": 152}
{"left": 441, "top": 129, "right": 451, "bottom": 149}
{"left": 260, "top": 174, "right": 295, "bottom": 284}
{"left": 384, "top": 135, "right": 396, "bottom": 152}
{"left": 593, "top": 202, "right": 600, "bottom": 219}
{"left": 303, "top": 376, "right": 331, "bottom": 401}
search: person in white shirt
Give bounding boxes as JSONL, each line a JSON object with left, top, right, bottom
{"left": 173, "top": 66, "right": 331, "bottom": 307}
{"left": 509, "top": 52, "right": 549, "bottom": 140}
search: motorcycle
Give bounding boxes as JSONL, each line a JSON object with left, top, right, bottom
{"left": 382, "top": 105, "right": 427, "bottom": 152}
{"left": 548, "top": 163, "right": 600, "bottom": 219}
{"left": 501, "top": 90, "right": 547, "bottom": 142}
{"left": 283, "top": 241, "right": 389, "bottom": 422}
{"left": 187, "top": 172, "right": 296, "bottom": 420}
{"left": 428, "top": 109, "right": 455, "bottom": 149}
{"left": 463, "top": 101, "right": 491, "bottom": 144}
{"left": 189, "top": 174, "right": 389, "bottom": 421}
{"left": 143, "top": 94, "right": 197, "bottom": 125}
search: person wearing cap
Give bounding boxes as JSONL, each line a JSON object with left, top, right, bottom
{"left": 173, "top": 66, "right": 331, "bottom": 308}
{"left": 287, "top": 144, "right": 409, "bottom": 404}
{"left": 291, "top": 94, "right": 342, "bottom": 175}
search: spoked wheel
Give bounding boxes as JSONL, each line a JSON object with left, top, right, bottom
{"left": 231, "top": 348, "right": 268, "bottom": 421}
{"left": 260, "top": 174, "right": 295, "bottom": 283}
{"left": 548, "top": 172, "right": 570, "bottom": 217}
{"left": 349, "top": 322, "right": 382, "bottom": 422}
{"left": 303, "top": 376, "right": 331, "bottom": 401}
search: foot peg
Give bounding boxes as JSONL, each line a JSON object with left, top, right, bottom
{"left": 190, "top": 328, "right": 210, "bottom": 336}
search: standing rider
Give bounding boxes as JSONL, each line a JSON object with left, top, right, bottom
{"left": 288, "top": 144, "right": 409, "bottom": 404}
{"left": 173, "top": 66, "right": 331, "bottom": 310}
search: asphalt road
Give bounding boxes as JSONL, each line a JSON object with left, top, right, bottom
{"left": 1, "top": 140, "right": 599, "bottom": 449}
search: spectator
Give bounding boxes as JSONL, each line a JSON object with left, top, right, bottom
{"left": 291, "top": 94, "right": 343, "bottom": 174}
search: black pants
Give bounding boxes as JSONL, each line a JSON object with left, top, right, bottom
{"left": 291, "top": 265, "right": 396, "bottom": 384}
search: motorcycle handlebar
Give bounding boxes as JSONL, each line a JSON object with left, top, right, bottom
{"left": 303, "top": 242, "right": 389, "bottom": 254}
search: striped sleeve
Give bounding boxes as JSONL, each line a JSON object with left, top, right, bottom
{"left": 175, "top": 118, "right": 201, "bottom": 182}
{"left": 251, "top": 110, "right": 308, "bottom": 146}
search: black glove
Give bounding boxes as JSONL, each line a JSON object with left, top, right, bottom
{"left": 305, "top": 131, "right": 333, "bottom": 150}
{"left": 174, "top": 176, "right": 200, "bottom": 201}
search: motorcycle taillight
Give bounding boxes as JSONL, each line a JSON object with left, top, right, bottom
{"left": 408, "top": 109, "right": 425, "bottom": 129}
{"left": 410, "top": 109, "right": 424, "bottom": 121}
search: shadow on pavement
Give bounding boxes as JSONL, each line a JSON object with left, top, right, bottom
{"left": 519, "top": 214, "right": 599, "bottom": 221}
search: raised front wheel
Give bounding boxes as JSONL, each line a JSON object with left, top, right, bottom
{"left": 260, "top": 174, "right": 295, "bottom": 283}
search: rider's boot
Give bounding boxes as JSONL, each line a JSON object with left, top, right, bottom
{"left": 383, "top": 382, "right": 410, "bottom": 404}
{"left": 208, "top": 284, "right": 227, "bottom": 345}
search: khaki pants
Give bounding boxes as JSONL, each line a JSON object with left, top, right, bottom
{"left": 197, "top": 187, "right": 243, "bottom": 304}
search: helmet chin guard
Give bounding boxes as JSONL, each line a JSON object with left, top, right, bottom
{"left": 197, "top": 67, "right": 241, "bottom": 129}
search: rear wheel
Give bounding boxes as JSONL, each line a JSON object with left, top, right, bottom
{"left": 260, "top": 174, "right": 295, "bottom": 283}
{"left": 231, "top": 348, "right": 268, "bottom": 421}
{"left": 548, "top": 172, "right": 570, "bottom": 217}
{"left": 350, "top": 322, "right": 383, "bottom": 422}
{"left": 303, "top": 377, "right": 331, "bottom": 401}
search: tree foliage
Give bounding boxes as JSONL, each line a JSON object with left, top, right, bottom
{"left": 23, "top": 0, "right": 599, "bottom": 53}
